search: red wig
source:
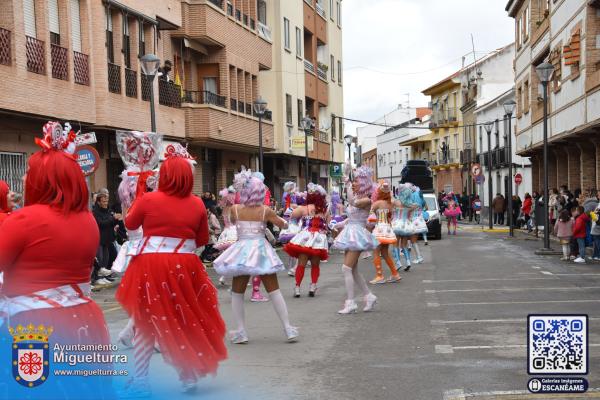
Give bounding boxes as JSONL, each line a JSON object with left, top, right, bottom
{"left": 158, "top": 157, "right": 194, "bottom": 197}
{"left": 0, "top": 180, "right": 10, "bottom": 213}
{"left": 307, "top": 192, "right": 327, "bottom": 214}
{"left": 25, "top": 151, "right": 89, "bottom": 214}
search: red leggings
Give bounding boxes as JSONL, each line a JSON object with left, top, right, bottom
{"left": 295, "top": 261, "right": 321, "bottom": 286}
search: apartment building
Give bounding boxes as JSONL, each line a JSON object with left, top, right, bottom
{"left": 422, "top": 74, "right": 464, "bottom": 194}
{"left": 506, "top": 0, "right": 600, "bottom": 193}
{"left": 261, "top": 0, "right": 345, "bottom": 200}
{"left": 0, "top": 0, "right": 274, "bottom": 198}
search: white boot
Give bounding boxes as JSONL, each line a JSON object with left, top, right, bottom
{"left": 338, "top": 299, "right": 358, "bottom": 314}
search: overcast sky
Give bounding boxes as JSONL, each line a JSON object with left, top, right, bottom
{"left": 342, "top": 0, "right": 515, "bottom": 136}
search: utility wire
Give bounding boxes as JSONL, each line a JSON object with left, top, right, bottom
{"left": 334, "top": 115, "right": 512, "bottom": 131}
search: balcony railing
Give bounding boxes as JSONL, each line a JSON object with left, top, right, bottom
{"left": 250, "top": 18, "right": 255, "bottom": 30}
{"left": 0, "top": 28, "right": 11, "bottom": 65}
{"left": 319, "top": 130, "right": 328, "bottom": 142}
{"left": 50, "top": 44, "right": 68, "bottom": 80}
{"left": 73, "top": 51, "right": 89, "bottom": 85}
{"left": 238, "top": 100, "right": 245, "bottom": 113}
{"left": 245, "top": 103, "right": 252, "bottom": 115}
{"left": 141, "top": 73, "right": 151, "bottom": 101}
{"left": 304, "top": 59, "right": 315, "bottom": 73}
{"left": 316, "top": 2, "right": 326, "bottom": 18}
{"left": 317, "top": 63, "right": 328, "bottom": 80}
{"left": 125, "top": 68, "right": 137, "bottom": 98}
{"left": 226, "top": 1, "right": 233, "bottom": 16}
{"left": 235, "top": 9, "right": 241, "bottom": 21}
{"left": 479, "top": 147, "right": 509, "bottom": 169}
{"left": 257, "top": 22, "right": 272, "bottom": 41}
{"left": 230, "top": 98, "right": 237, "bottom": 110}
{"left": 26, "top": 36, "right": 45, "bottom": 74}
{"left": 183, "top": 90, "right": 227, "bottom": 108}
{"left": 243, "top": 14, "right": 249, "bottom": 26}
{"left": 304, "top": 0, "right": 314, "bottom": 6}
{"left": 158, "top": 79, "right": 181, "bottom": 108}
{"left": 108, "top": 63, "right": 121, "bottom": 94}
{"left": 208, "top": 0, "right": 223, "bottom": 8}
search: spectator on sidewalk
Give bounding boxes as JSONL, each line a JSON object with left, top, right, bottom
{"left": 92, "top": 192, "right": 121, "bottom": 285}
{"left": 460, "top": 192, "right": 470, "bottom": 220}
{"left": 522, "top": 193, "right": 533, "bottom": 232}
{"left": 512, "top": 195, "right": 522, "bottom": 228}
{"left": 492, "top": 193, "right": 506, "bottom": 225}
{"left": 572, "top": 206, "right": 589, "bottom": 263}
{"left": 582, "top": 189, "right": 598, "bottom": 213}
{"left": 554, "top": 209, "right": 574, "bottom": 261}
{"left": 591, "top": 204, "right": 600, "bottom": 261}
{"left": 549, "top": 188, "right": 559, "bottom": 227}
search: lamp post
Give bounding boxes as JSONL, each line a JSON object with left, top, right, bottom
{"left": 253, "top": 96, "right": 268, "bottom": 172}
{"left": 536, "top": 61, "right": 554, "bottom": 251}
{"left": 344, "top": 134, "right": 354, "bottom": 181}
{"left": 389, "top": 161, "right": 396, "bottom": 185}
{"left": 484, "top": 121, "right": 495, "bottom": 230}
{"left": 140, "top": 54, "right": 161, "bottom": 132}
{"left": 301, "top": 116, "right": 314, "bottom": 191}
{"left": 503, "top": 99, "right": 517, "bottom": 237}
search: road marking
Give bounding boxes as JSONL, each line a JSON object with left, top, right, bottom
{"left": 439, "top": 299, "right": 600, "bottom": 306}
{"left": 422, "top": 278, "right": 558, "bottom": 283}
{"left": 553, "top": 273, "right": 600, "bottom": 276}
{"left": 443, "top": 389, "right": 465, "bottom": 400}
{"left": 425, "top": 286, "right": 600, "bottom": 293}
{"left": 435, "top": 345, "right": 454, "bottom": 354}
{"left": 531, "top": 266, "right": 541, "bottom": 269}
{"left": 540, "top": 271, "right": 553, "bottom": 275}
{"left": 427, "top": 302, "right": 440, "bottom": 308}
{"left": 444, "top": 388, "right": 600, "bottom": 399}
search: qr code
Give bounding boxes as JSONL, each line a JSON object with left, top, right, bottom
{"left": 528, "top": 315, "right": 587, "bottom": 375}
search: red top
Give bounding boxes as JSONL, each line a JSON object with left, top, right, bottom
{"left": 572, "top": 213, "right": 590, "bottom": 239}
{"left": 522, "top": 197, "right": 532, "bottom": 215}
{"left": 0, "top": 205, "right": 99, "bottom": 297}
{"left": 0, "top": 212, "right": 8, "bottom": 227}
{"left": 126, "top": 191, "right": 209, "bottom": 246}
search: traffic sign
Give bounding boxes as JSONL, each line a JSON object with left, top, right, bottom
{"left": 75, "top": 145, "right": 100, "bottom": 176}
{"left": 475, "top": 174, "right": 485, "bottom": 185}
{"left": 515, "top": 173, "right": 523, "bottom": 185}
{"left": 471, "top": 163, "right": 482, "bottom": 177}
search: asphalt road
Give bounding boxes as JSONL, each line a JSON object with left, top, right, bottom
{"left": 96, "top": 226, "right": 600, "bottom": 400}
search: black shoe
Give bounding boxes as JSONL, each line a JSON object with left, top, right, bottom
{"left": 404, "top": 265, "right": 411, "bottom": 272}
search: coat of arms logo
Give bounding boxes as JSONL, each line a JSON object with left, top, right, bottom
{"left": 10, "top": 324, "right": 53, "bottom": 388}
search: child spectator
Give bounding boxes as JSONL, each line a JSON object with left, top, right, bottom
{"left": 553, "top": 209, "right": 573, "bottom": 261}
{"left": 572, "top": 206, "right": 589, "bottom": 263}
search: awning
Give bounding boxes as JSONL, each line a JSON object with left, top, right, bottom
{"left": 103, "top": 0, "right": 158, "bottom": 26}
{"left": 399, "top": 134, "right": 432, "bottom": 146}
{"left": 183, "top": 38, "right": 208, "bottom": 55}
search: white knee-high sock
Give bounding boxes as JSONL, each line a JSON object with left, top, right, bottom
{"left": 342, "top": 265, "right": 355, "bottom": 301}
{"left": 562, "top": 244, "right": 569, "bottom": 258}
{"left": 413, "top": 242, "right": 422, "bottom": 258}
{"left": 231, "top": 292, "right": 246, "bottom": 332}
{"left": 133, "top": 329, "right": 154, "bottom": 379}
{"left": 268, "top": 289, "right": 291, "bottom": 329}
{"left": 352, "top": 266, "right": 371, "bottom": 296}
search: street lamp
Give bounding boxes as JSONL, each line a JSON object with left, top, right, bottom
{"left": 484, "top": 121, "right": 495, "bottom": 230}
{"left": 253, "top": 96, "right": 268, "bottom": 172}
{"left": 503, "top": 99, "right": 517, "bottom": 237}
{"left": 344, "top": 134, "right": 354, "bottom": 181}
{"left": 389, "top": 161, "right": 396, "bottom": 186}
{"left": 301, "top": 116, "right": 314, "bottom": 191}
{"left": 536, "top": 61, "right": 554, "bottom": 251}
{"left": 140, "top": 54, "right": 161, "bottom": 132}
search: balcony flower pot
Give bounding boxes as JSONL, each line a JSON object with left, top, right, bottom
{"left": 317, "top": 62, "right": 328, "bottom": 72}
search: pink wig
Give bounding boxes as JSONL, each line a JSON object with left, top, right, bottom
{"left": 234, "top": 169, "right": 266, "bottom": 207}
{"left": 117, "top": 172, "right": 138, "bottom": 210}
{"left": 353, "top": 166, "right": 375, "bottom": 198}
{"left": 219, "top": 186, "right": 236, "bottom": 208}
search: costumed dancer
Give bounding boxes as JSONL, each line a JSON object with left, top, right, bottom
{"left": 0, "top": 122, "right": 113, "bottom": 399}
{"left": 370, "top": 181, "right": 402, "bottom": 284}
{"left": 116, "top": 144, "right": 227, "bottom": 395}
{"left": 443, "top": 194, "right": 461, "bottom": 235}
{"left": 279, "top": 182, "right": 301, "bottom": 276}
{"left": 0, "top": 180, "right": 11, "bottom": 226}
{"left": 215, "top": 186, "right": 238, "bottom": 287}
{"left": 409, "top": 184, "right": 427, "bottom": 264}
{"left": 213, "top": 169, "right": 298, "bottom": 344}
{"left": 284, "top": 183, "right": 329, "bottom": 297}
{"left": 328, "top": 189, "right": 346, "bottom": 237}
{"left": 332, "top": 166, "right": 379, "bottom": 314}
{"left": 392, "top": 184, "right": 416, "bottom": 271}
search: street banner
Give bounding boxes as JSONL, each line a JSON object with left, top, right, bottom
{"left": 291, "top": 135, "right": 313, "bottom": 152}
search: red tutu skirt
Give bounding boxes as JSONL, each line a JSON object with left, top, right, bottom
{"left": 284, "top": 243, "right": 329, "bottom": 260}
{"left": 116, "top": 253, "right": 227, "bottom": 378}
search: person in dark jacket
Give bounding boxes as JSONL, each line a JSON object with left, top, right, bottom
{"left": 572, "top": 206, "right": 590, "bottom": 263}
{"left": 92, "top": 193, "right": 121, "bottom": 284}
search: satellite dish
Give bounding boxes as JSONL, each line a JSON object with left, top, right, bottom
{"left": 516, "top": 132, "right": 532, "bottom": 150}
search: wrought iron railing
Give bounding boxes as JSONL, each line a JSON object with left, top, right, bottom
{"left": 250, "top": 18, "right": 255, "bottom": 30}
{"left": 26, "top": 36, "right": 45, "bottom": 74}
{"left": 316, "top": 2, "right": 326, "bottom": 18}
{"left": 317, "top": 64, "right": 328, "bottom": 80}
{"left": 183, "top": 90, "right": 227, "bottom": 107}
{"left": 108, "top": 62, "right": 121, "bottom": 94}
{"left": 304, "top": 59, "right": 315, "bottom": 73}
{"left": 245, "top": 103, "right": 252, "bottom": 115}
{"left": 319, "top": 130, "right": 328, "bottom": 142}
{"left": 257, "top": 22, "right": 272, "bottom": 41}
{"left": 243, "top": 14, "right": 248, "bottom": 26}
{"left": 208, "top": 0, "right": 223, "bottom": 8}
{"left": 227, "top": 2, "right": 233, "bottom": 16}
{"left": 50, "top": 44, "right": 68, "bottom": 80}
{"left": 141, "top": 73, "right": 151, "bottom": 101}
{"left": 73, "top": 51, "right": 89, "bottom": 85}
{"left": 230, "top": 98, "right": 237, "bottom": 110}
{"left": 125, "top": 68, "right": 137, "bottom": 98}
{"left": 238, "top": 101, "right": 245, "bottom": 113}
{"left": 0, "top": 28, "right": 11, "bottom": 66}
{"left": 158, "top": 79, "right": 181, "bottom": 108}
{"left": 235, "top": 9, "right": 241, "bottom": 21}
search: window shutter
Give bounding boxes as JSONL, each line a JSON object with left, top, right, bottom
{"left": 49, "top": 0, "right": 60, "bottom": 34}
{"left": 70, "top": 0, "right": 82, "bottom": 52}
{"left": 23, "top": 0, "right": 36, "bottom": 38}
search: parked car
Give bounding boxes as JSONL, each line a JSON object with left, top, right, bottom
{"left": 423, "top": 193, "right": 442, "bottom": 240}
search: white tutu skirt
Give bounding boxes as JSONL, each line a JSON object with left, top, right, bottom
{"left": 112, "top": 239, "right": 142, "bottom": 274}
{"left": 412, "top": 215, "right": 428, "bottom": 234}
{"left": 213, "top": 237, "right": 285, "bottom": 277}
{"left": 214, "top": 225, "right": 238, "bottom": 250}
{"left": 278, "top": 219, "right": 301, "bottom": 243}
{"left": 392, "top": 218, "right": 416, "bottom": 236}
{"left": 373, "top": 223, "right": 397, "bottom": 244}
{"left": 332, "top": 222, "right": 379, "bottom": 251}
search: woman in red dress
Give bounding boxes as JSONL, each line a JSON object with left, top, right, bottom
{"left": 0, "top": 122, "right": 112, "bottom": 398}
{"left": 116, "top": 144, "right": 227, "bottom": 395}
{"left": 0, "top": 180, "right": 11, "bottom": 226}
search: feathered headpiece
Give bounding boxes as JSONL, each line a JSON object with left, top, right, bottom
{"left": 35, "top": 121, "right": 77, "bottom": 155}
{"left": 283, "top": 181, "right": 296, "bottom": 192}
{"left": 307, "top": 183, "right": 327, "bottom": 196}
{"left": 164, "top": 143, "right": 196, "bottom": 164}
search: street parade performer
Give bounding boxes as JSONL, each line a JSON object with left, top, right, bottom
{"left": 284, "top": 183, "right": 329, "bottom": 298}
{"left": 370, "top": 181, "right": 402, "bottom": 284}
{"left": 0, "top": 121, "right": 113, "bottom": 398}
{"left": 213, "top": 169, "right": 299, "bottom": 344}
{"left": 0, "top": 180, "right": 11, "bottom": 226}
{"left": 116, "top": 143, "right": 227, "bottom": 395}
{"left": 392, "top": 184, "right": 417, "bottom": 271}
{"left": 409, "top": 184, "right": 428, "bottom": 264}
{"left": 215, "top": 186, "right": 238, "bottom": 286}
{"left": 332, "top": 165, "right": 379, "bottom": 314}
{"left": 279, "top": 182, "right": 301, "bottom": 276}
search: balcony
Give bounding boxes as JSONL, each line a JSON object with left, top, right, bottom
{"left": 318, "top": 130, "right": 328, "bottom": 142}
{"left": 317, "top": 62, "right": 328, "bottom": 81}
{"left": 208, "top": 0, "right": 223, "bottom": 8}
{"left": 125, "top": 68, "right": 137, "bottom": 98}
{"left": 50, "top": 44, "right": 68, "bottom": 80}
{"left": 316, "top": 2, "right": 326, "bottom": 18}
{"left": 158, "top": 79, "right": 181, "bottom": 108}
{"left": 235, "top": 9, "right": 241, "bottom": 21}
{"left": 141, "top": 73, "right": 151, "bottom": 101}
{"left": 107, "top": 63, "right": 121, "bottom": 94}
{"left": 230, "top": 98, "right": 237, "bottom": 110}
{"left": 0, "top": 28, "right": 11, "bottom": 65}
{"left": 73, "top": 51, "right": 89, "bottom": 85}
{"left": 257, "top": 22, "right": 272, "bottom": 42}
{"left": 436, "top": 149, "right": 459, "bottom": 165}
{"left": 26, "top": 36, "right": 45, "bottom": 74}
{"left": 245, "top": 102, "right": 252, "bottom": 115}
{"left": 304, "top": 59, "right": 315, "bottom": 73}
{"left": 226, "top": 1, "right": 233, "bottom": 16}
{"left": 183, "top": 90, "right": 227, "bottom": 108}
{"left": 479, "top": 148, "right": 509, "bottom": 169}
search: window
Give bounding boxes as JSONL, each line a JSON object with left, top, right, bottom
{"left": 123, "top": 14, "right": 131, "bottom": 68}
{"left": 336, "top": 1, "right": 341, "bottom": 27}
{"left": 337, "top": 60, "right": 342, "bottom": 85}
{"left": 339, "top": 117, "right": 343, "bottom": 141}
{"left": 23, "top": 0, "right": 36, "bottom": 37}
{"left": 332, "top": 115, "right": 336, "bottom": 141}
{"left": 523, "top": 6, "right": 529, "bottom": 42}
{"left": 297, "top": 99, "right": 303, "bottom": 127}
{"left": 330, "top": 55, "right": 335, "bottom": 81}
{"left": 286, "top": 94, "right": 292, "bottom": 125}
{"left": 524, "top": 79, "right": 530, "bottom": 112}
{"left": 138, "top": 20, "right": 145, "bottom": 57}
{"left": 516, "top": 15, "right": 521, "bottom": 48}
{"left": 393, "top": 151, "right": 397, "bottom": 162}
{"left": 204, "top": 77, "right": 217, "bottom": 94}
{"left": 295, "top": 27, "right": 302, "bottom": 57}
{"left": 0, "top": 152, "right": 27, "bottom": 194}
{"left": 517, "top": 83, "right": 522, "bottom": 117}
{"left": 106, "top": 8, "right": 114, "bottom": 63}
{"left": 257, "top": 0, "right": 267, "bottom": 24}
{"left": 49, "top": 0, "right": 60, "bottom": 45}
{"left": 330, "top": 0, "right": 334, "bottom": 21}
{"left": 551, "top": 46, "right": 562, "bottom": 91}
{"left": 283, "top": 18, "right": 290, "bottom": 50}
{"left": 70, "top": 0, "right": 82, "bottom": 52}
